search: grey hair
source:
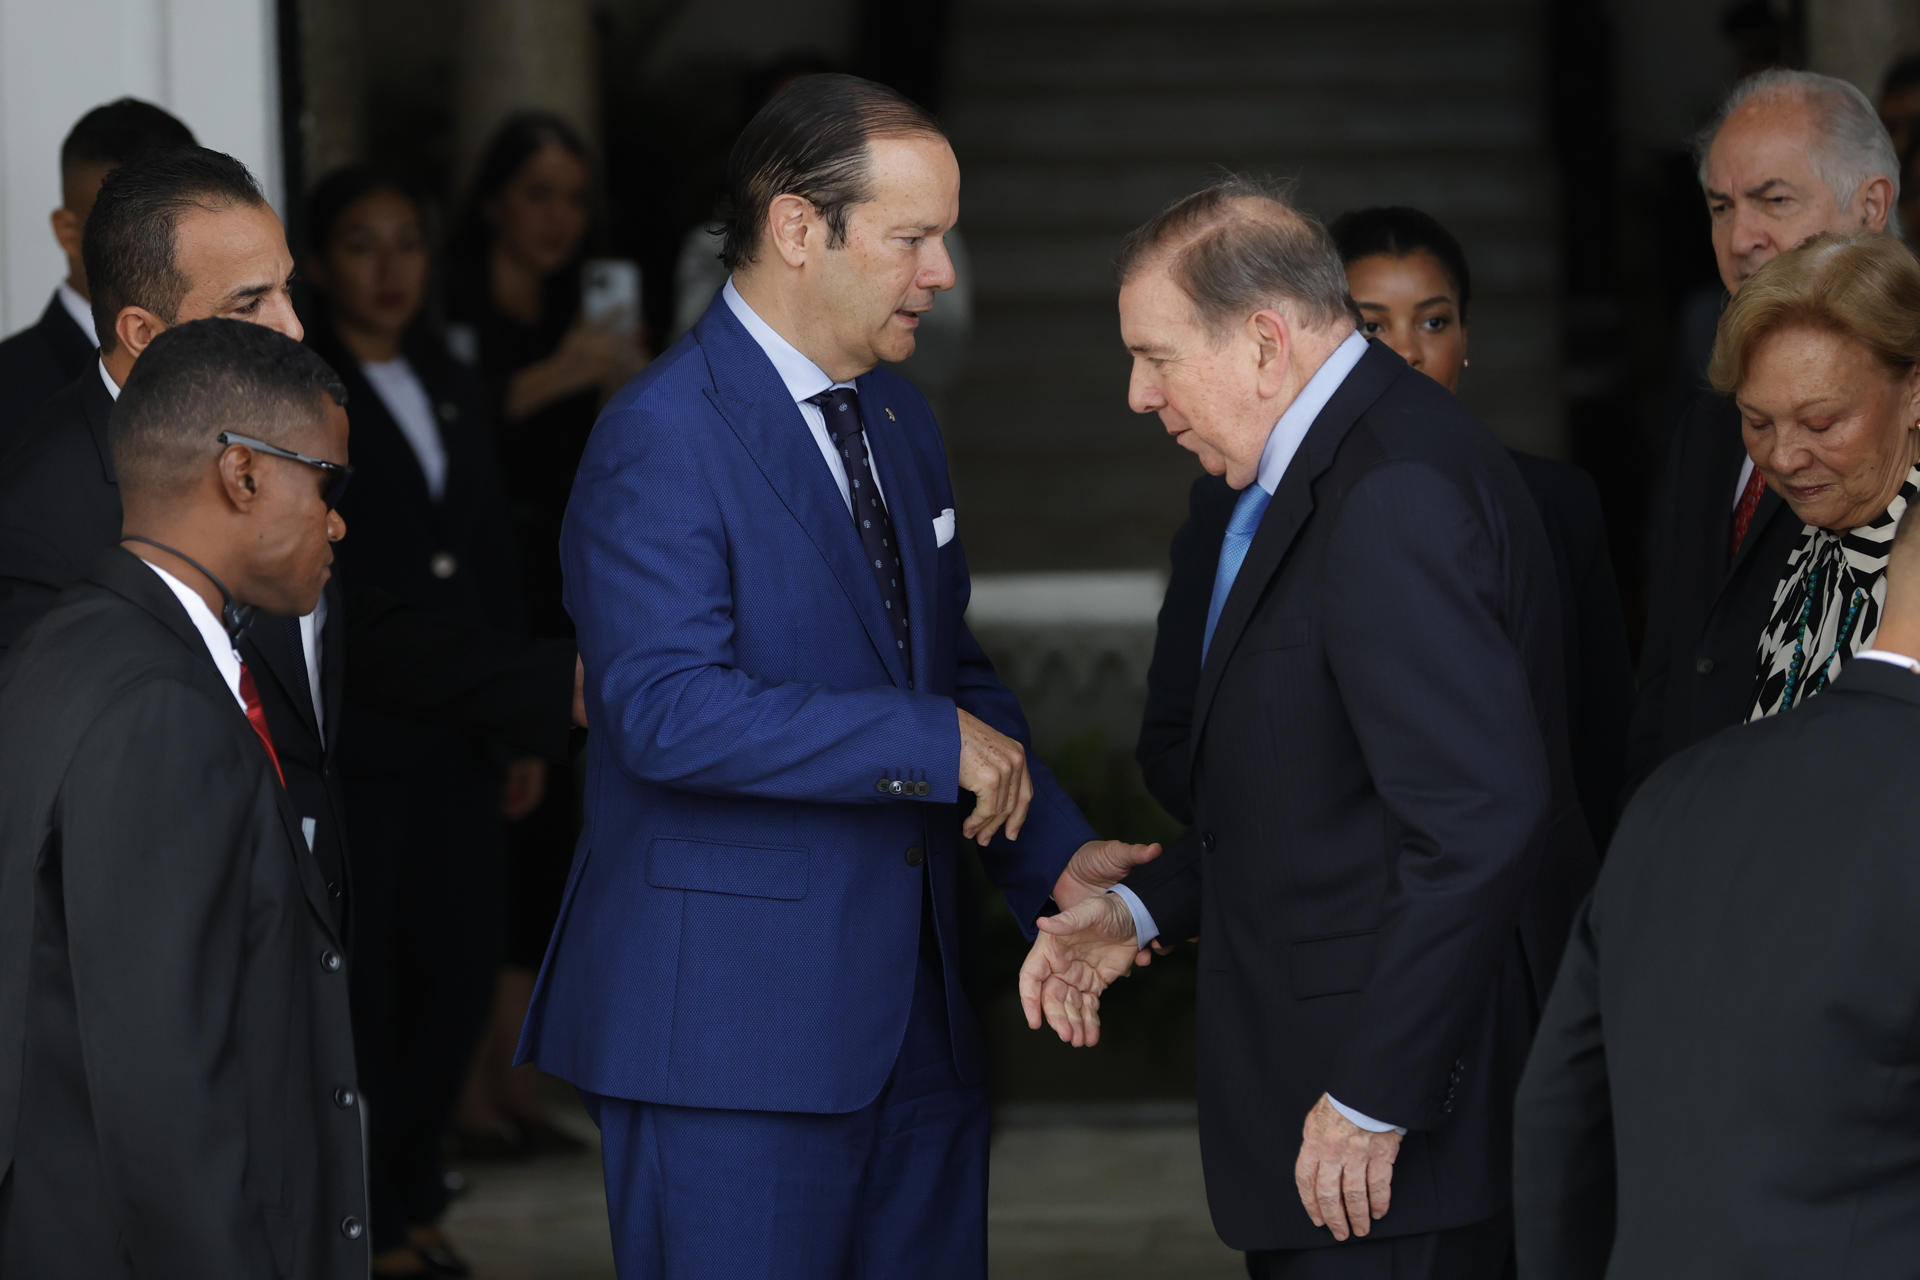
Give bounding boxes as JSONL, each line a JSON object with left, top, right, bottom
{"left": 1115, "top": 175, "right": 1358, "bottom": 336}
{"left": 1695, "top": 68, "right": 1902, "bottom": 215}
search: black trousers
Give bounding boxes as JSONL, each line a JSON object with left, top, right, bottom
{"left": 1246, "top": 1212, "right": 1514, "bottom": 1280}
{"left": 345, "top": 751, "right": 508, "bottom": 1252}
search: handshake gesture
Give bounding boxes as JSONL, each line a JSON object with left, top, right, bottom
{"left": 1020, "top": 842, "right": 1164, "bottom": 1048}
{"left": 954, "top": 708, "right": 1164, "bottom": 1047}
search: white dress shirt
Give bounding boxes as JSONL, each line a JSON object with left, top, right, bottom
{"left": 362, "top": 356, "right": 449, "bottom": 501}
{"left": 102, "top": 359, "right": 327, "bottom": 737}
{"left": 1112, "top": 329, "right": 1398, "bottom": 1134}
{"left": 1854, "top": 649, "right": 1920, "bottom": 674}
{"left": 58, "top": 280, "right": 100, "bottom": 348}
{"left": 721, "top": 278, "right": 887, "bottom": 513}
{"left": 140, "top": 560, "right": 245, "bottom": 711}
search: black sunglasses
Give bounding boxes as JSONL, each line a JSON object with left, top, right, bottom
{"left": 217, "top": 430, "right": 353, "bottom": 508}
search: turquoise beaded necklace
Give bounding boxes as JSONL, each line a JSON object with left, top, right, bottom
{"left": 1779, "top": 552, "right": 1868, "bottom": 709}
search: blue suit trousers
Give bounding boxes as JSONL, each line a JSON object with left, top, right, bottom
{"left": 583, "top": 946, "right": 989, "bottom": 1279}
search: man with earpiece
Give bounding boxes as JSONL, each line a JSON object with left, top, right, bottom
{"left": 0, "top": 318, "right": 368, "bottom": 1279}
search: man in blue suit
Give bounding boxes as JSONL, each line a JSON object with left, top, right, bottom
{"left": 517, "top": 74, "right": 1157, "bottom": 1278}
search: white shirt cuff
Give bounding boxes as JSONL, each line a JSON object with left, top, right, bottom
{"left": 1108, "top": 885, "right": 1156, "bottom": 949}
{"left": 1328, "top": 1095, "right": 1406, "bottom": 1135}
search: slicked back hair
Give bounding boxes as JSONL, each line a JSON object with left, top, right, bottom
{"left": 112, "top": 317, "right": 347, "bottom": 499}
{"left": 59, "top": 98, "right": 195, "bottom": 197}
{"left": 720, "top": 72, "right": 943, "bottom": 273}
{"left": 84, "top": 147, "right": 266, "bottom": 355}
{"left": 1116, "top": 176, "right": 1356, "bottom": 337}
{"left": 1696, "top": 68, "right": 1903, "bottom": 215}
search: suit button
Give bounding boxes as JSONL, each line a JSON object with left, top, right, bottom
{"left": 320, "top": 950, "right": 343, "bottom": 973}
{"left": 341, "top": 1216, "right": 364, "bottom": 1240}
{"left": 905, "top": 845, "right": 925, "bottom": 867}
{"left": 430, "top": 551, "right": 458, "bottom": 580}
{"left": 333, "top": 1087, "right": 356, "bottom": 1109}
{"left": 1695, "top": 657, "right": 1716, "bottom": 675}
{"left": 915, "top": 781, "right": 930, "bottom": 797}
{"left": 875, "top": 778, "right": 891, "bottom": 794}
{"left": 1201, "top": 832, "right": 1216, "bottom": 853}
{"left": 890, "top": 780, "right": 905, "bottom": 796}
{"left": 326, "top": 880, "right": 343, "bottom": 901}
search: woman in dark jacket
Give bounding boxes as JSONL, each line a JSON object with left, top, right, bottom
{"left": 304, "top": 164, "right": 544, "bottom": 1280}
{"left": 442, "top": 110, "right": 640, "bottom": 1164}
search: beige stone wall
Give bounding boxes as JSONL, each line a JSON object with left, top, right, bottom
{"left": 451, "top": 0, "right": 597, "bottom": 191}
{"left": 1807, "top": 0, "right": 1920, "bottom": 97}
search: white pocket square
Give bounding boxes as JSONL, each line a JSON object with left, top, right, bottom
{"left": 932, "top": 508, "right": 957, "bottom": 547}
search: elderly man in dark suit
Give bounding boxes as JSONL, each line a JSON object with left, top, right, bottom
{"left": 1515, "top": 511, "right": 1920, "bottom": 1279}
{"left": 1628, "top": 69, "right": 1902, "bottom": 794}
{"left": 0, "top": 318, "right": 365, "bottom": 1278}
{"left": 1020, "top": 178, "right": 1595, "bottom": 1278}
{"left": 0, "top": 98, "right": 194, "bottom": 444}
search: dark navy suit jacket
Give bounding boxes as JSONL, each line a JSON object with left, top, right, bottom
{"left": 517, "top": 294, "right": 1094, "bottom": 1113}
{"left": 1123, "top": 341, "right": 1596, "bottom": 1251}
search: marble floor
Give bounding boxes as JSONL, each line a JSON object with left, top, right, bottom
{"left": 441, "top": 1100, "right": 1244, "bottom": 1278}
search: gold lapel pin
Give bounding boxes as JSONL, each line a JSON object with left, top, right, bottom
{"left": 884, "top": 407, "right": 896, "bottom": 421}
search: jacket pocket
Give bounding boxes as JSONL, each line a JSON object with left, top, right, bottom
{"left": 1289, "top": 929, "right": 1377, "bottom": 998}
{"left": 646, "top": 837, "right": 808, "bottom": 900}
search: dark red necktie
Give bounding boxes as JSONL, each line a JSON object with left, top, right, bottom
{"left": 1730, "top": 468, "right": 1767, "bottom": 563}
{"left": 239, "top": 660, "right": 287, "bottom": 788}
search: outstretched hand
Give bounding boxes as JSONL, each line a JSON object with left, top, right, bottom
{"left": 1018, "top": 893, "right": 1140, "bottom": 1048}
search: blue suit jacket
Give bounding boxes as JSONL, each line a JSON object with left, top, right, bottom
{"left": 517, "top": 294, "right": 1094, "bottom": 1113}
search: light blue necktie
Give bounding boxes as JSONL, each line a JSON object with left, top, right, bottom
{"left": 1201, "top": 484, "right": 1273, "bottom": 664}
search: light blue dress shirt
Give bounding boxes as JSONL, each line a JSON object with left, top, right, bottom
{"left": 1109, "top": 331, "right": 1400, "bottom": 1133}
{"left": 721, "top": 278, "right": 885, "bottom": 513}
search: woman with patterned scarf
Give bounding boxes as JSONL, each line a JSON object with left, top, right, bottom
{"left": 1708, "top": 232, "right": 1920, "bottom": 720}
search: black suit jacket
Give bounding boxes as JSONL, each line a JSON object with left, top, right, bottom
{"left": 310, "top": 330, "right": 552, "bottom": 775}
{"left": 0, "top": 370, "right": 574, "bottom": 928}
{"left": 1515, "top": 658, "right": 1920, "bottom": 1279}
{"left": 1125, "top": 341, "right": 1597, "bottom": 1251}
{"left": 0, "top": 292, "right": 92, "bottom": 449}
{"left": 1140, "top": 450, "right": 1633, "bottom": 842}
{"left": 0, "top": 549, "right": 365, "bottom": 1278}
{"left": 1624, "top": 390, "right": 1801, "bottom": 797}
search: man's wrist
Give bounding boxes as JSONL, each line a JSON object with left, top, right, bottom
{"left": 1327, "top": 1094, "right": 1406, "bottom": 1135}
{"left": 1109, "top": 884, "right": 1156, "bottom": 948}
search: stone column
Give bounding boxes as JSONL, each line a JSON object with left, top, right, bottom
{"left": 294, "top": 0, "right": 367, "bottom": 189}
{"left": 1807, "top": 0, "right": 1920, "bottom": 97}
{"left": 452, "top": 0, "right": 598, "bottom": 189}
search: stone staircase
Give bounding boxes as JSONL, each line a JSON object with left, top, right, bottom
{"left": 936, "top": 0, "right": 1563, "bottom": 572}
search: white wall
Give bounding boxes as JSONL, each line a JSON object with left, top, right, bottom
{"left": 0, "top": 0, "right": 281, "bottom": 333}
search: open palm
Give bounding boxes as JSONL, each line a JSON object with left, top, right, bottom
{"left": 1019, "top": 893, "right": 1141, "bottom": 1047}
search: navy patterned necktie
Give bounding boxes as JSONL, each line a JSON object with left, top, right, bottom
{"left": 807, "top": 386, "right": 912, "bottom": 682}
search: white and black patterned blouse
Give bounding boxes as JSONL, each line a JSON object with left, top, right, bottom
{"left": 1748, "top": 461, "right": 1920, "bottom": 721}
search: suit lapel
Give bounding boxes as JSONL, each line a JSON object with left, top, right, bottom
{"left": 696, "top": 303, "right": 909, "bottom": 685}
{"left": 90, "top": 550, "right": 338, "bottom": 939}
{"left": 855, "top": 381, "right": 933, "bottom": 687}
{"left": 1188, "top": 342, "right": 1400, "bottom": 758}
{"left": 79, "top": 369, "right": 116, "bottom": 486}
